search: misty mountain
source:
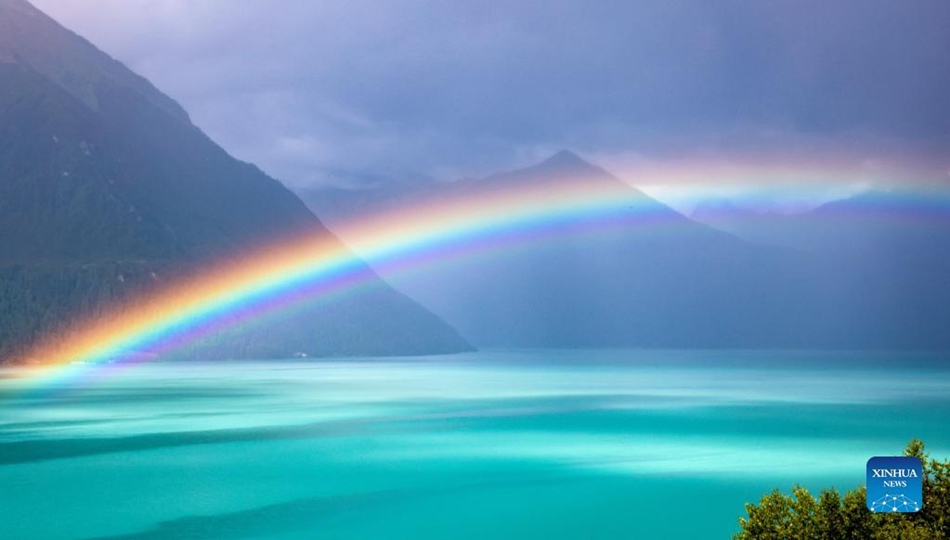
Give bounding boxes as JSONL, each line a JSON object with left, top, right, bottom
{"left": 689, "top": 199, "right": 788, "bottom": 247}
{"left": 692, "top": 191, "right": 950, "bottom": 255}
{"left": 0, "top": 0, "right": 471, "bottom": 362}
{"left": 301, "top": 152, "right": 950, "bottom": 350}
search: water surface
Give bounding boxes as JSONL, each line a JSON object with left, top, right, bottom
{"left": 1, "top": 349, "right": 948, "bottom": 539}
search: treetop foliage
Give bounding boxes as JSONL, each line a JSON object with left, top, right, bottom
{"left": 735, "top": 439, "right": 949, "bottom": 539}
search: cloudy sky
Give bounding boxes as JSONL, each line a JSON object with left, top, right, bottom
{"left": 31, "top": 0, "right": 950, "bottom": 208}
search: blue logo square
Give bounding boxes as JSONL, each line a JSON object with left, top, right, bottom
{"left": 866, "top": 456, "right": 923, "bottom": 513}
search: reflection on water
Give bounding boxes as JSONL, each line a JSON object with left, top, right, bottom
{"left": 1, "top": 350, "right": 948, "bottom": 539}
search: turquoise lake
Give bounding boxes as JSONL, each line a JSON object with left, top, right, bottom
{"left": 1, "top": 349, "right": 949, "bottom": 539}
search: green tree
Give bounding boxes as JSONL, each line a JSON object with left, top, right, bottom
{"left": 735, "top": 439, "right": 950, "bottom": 539}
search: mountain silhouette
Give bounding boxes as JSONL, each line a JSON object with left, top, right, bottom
{"left": 692, "top": 190, "right": 950, "bottom": 254}
{"left": 0, "top": 0, "right": 471, "bottom": 362}
{"left": 302, "top": 152, "right": 950, "bottom": 350}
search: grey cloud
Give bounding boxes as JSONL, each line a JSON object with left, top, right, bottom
{"left": 31, "top": 0, "right": 950, "bottom": 187}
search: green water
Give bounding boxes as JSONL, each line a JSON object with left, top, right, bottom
{"left": 1, "top": 349, "right": 948, "bottom": 539}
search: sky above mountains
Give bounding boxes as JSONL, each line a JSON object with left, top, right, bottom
{"left": 30, "top": 0, "right": 950, "bottom": 211}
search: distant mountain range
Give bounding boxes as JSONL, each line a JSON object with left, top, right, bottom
{"left": 302, "top": 151, "right": 950, "bottom": 350}
{"left": 0, "top": 0, "right": 471, "bottom": 362}
{"left": 692, "top": 191, "right": 950, "bottom": 255}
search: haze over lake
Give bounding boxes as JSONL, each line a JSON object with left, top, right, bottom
{"left": 3, "top": 349, "right": 948, "bottom": 539}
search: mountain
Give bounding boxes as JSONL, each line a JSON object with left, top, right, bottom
{"left": 787, "top": 190, "right": 950, "bottom": 256}
{"left": 305, "top": 152, "right": 804, "bottom": 348}
{"left": 693, "top": 189, "right": 950, "bottom": 349}
{"left": 301, "top": 152, "right": 950, "bottom": 350}
{"left": 689, "top": 199, "right": 790, "bottom": 247}
{"left": 0, "top": 0, "right": 471, "bottom": 362}
{"left": 691, "top": 190, "right": 950, "bottom": 262}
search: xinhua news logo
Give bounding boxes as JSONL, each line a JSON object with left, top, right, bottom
{"left": 866, "top": 456, "right": 923, "bottom": 513}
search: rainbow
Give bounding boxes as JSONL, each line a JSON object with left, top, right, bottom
{"left": 5, "top": 167, "right": 949, "bottom": 391}
{"left": 608, "top": 150, "right": 949, "bottom": 215}
{"left": 6, "top": 175, "right": 670, "bottom": 389}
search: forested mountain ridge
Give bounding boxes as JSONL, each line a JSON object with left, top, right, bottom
{"left": 0, "top": 0, "right": 471, "bottom": 362}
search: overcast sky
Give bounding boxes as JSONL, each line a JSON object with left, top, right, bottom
{"left": 30, "top": 0, "right": 950, "bottom": 206}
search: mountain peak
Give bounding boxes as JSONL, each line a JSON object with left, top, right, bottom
{"left": 539, "top": 150, "right": 591, "bottom": 170}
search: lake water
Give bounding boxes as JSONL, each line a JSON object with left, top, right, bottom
{"left": 1, "top": 349, "right": 948, "bottom": 539}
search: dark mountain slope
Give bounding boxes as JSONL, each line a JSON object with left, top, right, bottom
{"left": 0, "top": 0, "right": 471, "bottom": 362}
{"left": 0, "top": 0, "right": 187, "bottom": 122}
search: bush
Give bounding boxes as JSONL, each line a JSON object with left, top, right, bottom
{"left": 735, "top": 439, "right": 949, "bottom": 539}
